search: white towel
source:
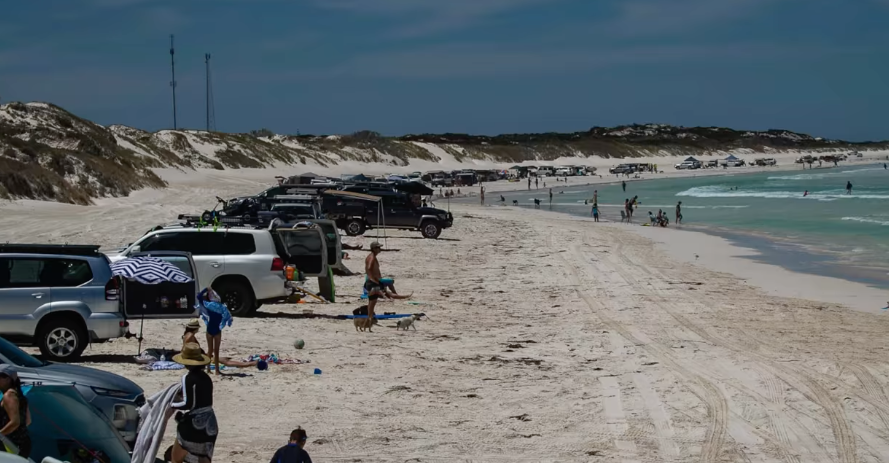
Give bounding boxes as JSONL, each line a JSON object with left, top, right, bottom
{"left": 130, "top": 382, "right": 181, "bottom": 463}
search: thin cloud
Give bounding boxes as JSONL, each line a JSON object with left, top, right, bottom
{"left": 227, "top": 40, "right": 851, "bottom": 82}
{"left": 599, "top": 0, "right": 786, "bottom": 37}
{"left": 314, "top": 0, "right": 566, "bottom": 38}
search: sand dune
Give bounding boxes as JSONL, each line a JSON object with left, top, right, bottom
{"left": 1, "top": 169, "right": 888, "bottom": 462}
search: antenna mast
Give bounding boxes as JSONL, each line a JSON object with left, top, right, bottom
{"left": 205, "top": 53, "right": 216, "bottom": 132}
{"left": 169, "top": 35, "right": 178, "bottom": 130}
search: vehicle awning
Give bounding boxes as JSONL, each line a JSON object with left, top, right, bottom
{"left": 323, "top": 190, "right": 382, "bottom": 202}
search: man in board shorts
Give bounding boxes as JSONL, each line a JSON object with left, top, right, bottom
{"left": 363, "top": 241, "right": 384, "bottom": 332}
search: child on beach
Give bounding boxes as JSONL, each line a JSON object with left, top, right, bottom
{"left": 592, "top": 203, "right": 599, "bottom": 222}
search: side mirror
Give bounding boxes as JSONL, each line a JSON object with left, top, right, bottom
{"left": 129, "top": 245, "right": 141, "bottom": 255}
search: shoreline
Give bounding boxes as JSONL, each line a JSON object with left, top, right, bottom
{"left": 467, "top": 201, "right": 888, "bottom": 313}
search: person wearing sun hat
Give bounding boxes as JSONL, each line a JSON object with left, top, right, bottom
{"left": 169, "top": 343, "right": 218, "bottom": 463}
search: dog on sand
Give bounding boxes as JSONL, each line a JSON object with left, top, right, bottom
{"left": 354, "top": 316, "right": 378, "bottom": 332}
{"left": 396, "top": 314, "right": 420, "bottom": 331}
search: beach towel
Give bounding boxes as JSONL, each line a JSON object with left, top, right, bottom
{"left": 242, "top": 353, "right": 308, "bottom": 365}
{"left": 140, "top": 361, "right": 185, "bottom": 372}
{"left": 131, "top": 382, "right": 181, "bottom": 463}
{"left": 196, "top": 288, "right": 233, "bottom": 333}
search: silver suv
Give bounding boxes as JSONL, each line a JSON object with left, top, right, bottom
{"left": 0, "top": 244, "right": 126, "bottom": 362}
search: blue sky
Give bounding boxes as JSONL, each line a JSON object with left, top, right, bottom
{"left": 1, "top": 0, "right": 888, "bottom": 141}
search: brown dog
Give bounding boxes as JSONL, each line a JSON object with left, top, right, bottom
{"left": 354, "top": 316, "right": 378, "bottom": 332}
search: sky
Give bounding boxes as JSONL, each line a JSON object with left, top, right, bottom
{"left": 1, "top": 0, "right": 888, "bottom": 141}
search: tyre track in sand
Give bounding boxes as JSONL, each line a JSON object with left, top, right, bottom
{"left": 547, "top": 229, "right": 729, "bottom": 463}
{"left": 600, "top": 229, "right": 861, "bottom": 463}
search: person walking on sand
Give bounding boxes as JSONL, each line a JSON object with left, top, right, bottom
{"left": 269, "top": 427, "right": 312, "bottom": 463}
{"left": 527, "top": 177, "right": 531, "bottom": 190}
{"left": 480, "top": 186, "right": 485, "bottom": 205}
{"left": 363, "top": 241, "right": 384, "bottom": 332}
{"left": 676, "top": 201, "right": 683, "bottom": 224}
{"left": 0, "top": 366, "right": 31, "bottom": 459}
{"left": 535, "top": 177, "right": 539, "bottom": 189}
{"left": 846, "top": 181, "right": 853, "bottom": 195}
{"left": 622, "top": 181, "right": 626, "bottom": 192}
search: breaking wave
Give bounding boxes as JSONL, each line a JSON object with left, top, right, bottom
{"left": 841, "top": 217, "right": 889, "bottom": 226}
{"left": 676, "top": 185, "right": 889, "bottom": 201}
{"left": 767, "top": 174, "right": 826, "bottom": 181}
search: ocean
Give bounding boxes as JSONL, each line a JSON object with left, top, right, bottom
{"left": 488, "top": 163, "right": 889, "bottom": 289}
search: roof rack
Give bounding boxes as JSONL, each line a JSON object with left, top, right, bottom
{"left": 0, "top": 244, "right": 102, "bottom": 257}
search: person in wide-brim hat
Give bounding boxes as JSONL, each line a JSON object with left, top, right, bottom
{"left": 172, "top": 343, "right": 211, "bottom": 366}
{"left": 170, "top": 343, "right": 217, "bottom": 462}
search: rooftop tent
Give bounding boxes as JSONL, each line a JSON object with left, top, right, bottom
{"left": 349, "top": 173, "right": 372, "bottom": 182}
{"left": 684, "top": 157, "right": 699, "bottom": 162}
{"left": 724, "top": 154, "right": 740, "bottom": 161}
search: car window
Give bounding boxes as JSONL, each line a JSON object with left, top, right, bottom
{"left": 178, "top": 233, "right": 226, "bottom": 255}
{"left": 26, "top": 386, "right": 131, "bottom": 462}
{"left": 223, "top": 233, "right": 257, "bottom": 255}
{"left": 0, "top": 335, "right": 45, "bottom": 367}
{"left": 138, "top": 232, "right": 184, "bottom": 253}
{"left": 53, "top": 259, "right": 93, "bottom": 287}
{"left": 0, "top": 258, "right": 44, "bottom": 288}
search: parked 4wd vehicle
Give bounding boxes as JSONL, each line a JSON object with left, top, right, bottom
{"left": 0, "top": 335, "right": 144, "bottom": 446}
{"left": 0, "top": 244, "right": 129, "bottom": 362}
{"left": 323, "top": 190, "right": 453, "bottom": 239}
{"left": 111, "top": 227, "right": 289, "bottom": 317}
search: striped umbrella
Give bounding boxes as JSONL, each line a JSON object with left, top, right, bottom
{"left": 110, "top": 256, "right": 193, "bottom": 285}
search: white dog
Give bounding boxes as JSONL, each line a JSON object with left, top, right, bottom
{"left": 396, "top": 314, "right": 420, "bottom": 331}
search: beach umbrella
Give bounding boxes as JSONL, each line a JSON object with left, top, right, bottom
{"left": 110, "top": 257, "right": 193, "bottom": 284}
{"left": 110, "top": 257, "right": 194, "bottom": 355}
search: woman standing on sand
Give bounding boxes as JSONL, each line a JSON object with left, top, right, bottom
{"left": 197, "top": 288, "right": 232, "bottom": 376}
{"left": 171, "top": 343, "right": 218, "bottom": 463}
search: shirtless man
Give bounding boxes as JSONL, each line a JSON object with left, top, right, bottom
{"left": 363, "top": 241, "right": 384, "bottom": 332}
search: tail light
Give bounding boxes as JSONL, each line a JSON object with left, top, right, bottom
{"left": 271, "top": 257, "right": 285, "bottom": 272}
{"left": 105, "top": 278, "right": 120, "bottom": 301}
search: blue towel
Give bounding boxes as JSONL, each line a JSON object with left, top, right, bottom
{"left": 196, "top": 288, "right": 233, "bottom": 333}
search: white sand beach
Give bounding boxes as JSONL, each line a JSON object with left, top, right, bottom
{"left": 2, "top": 167, "right": 889, "bottom": 462}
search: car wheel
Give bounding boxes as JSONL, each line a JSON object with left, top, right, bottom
{"left": 214, "top": 280, "right": 256, "bottom": 317}
{"left": 38, "top": 318, "right": 87, "bottom": 361}
{"left": 420, "top": 220, "right": 442, "bottom": 239}
{"left": 346, "top": 219, "right": 366, "bottom": 236}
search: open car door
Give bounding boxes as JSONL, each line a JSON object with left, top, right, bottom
{"left": 274, "top": 224, "right": 328, "bottom": 278}
{"left": 307, "top": 219, "right": 343, "bottom": 270}
{"left": 121, "top": 251, "right": 199, "bottom": 319}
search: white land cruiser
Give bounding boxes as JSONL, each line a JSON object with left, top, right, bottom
{"left": 109, "top": 227, "right": 292, "bottom": 316}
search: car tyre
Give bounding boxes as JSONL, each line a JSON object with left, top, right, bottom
{"left": 420, "top": 220, "right": 442, "bottom": 239}
{"left": 38, "top": 317, "right": 88, "bottom": 362}
{"left": 345, "top": 219, "right": 366, "bottom": 236}
{"left": 214, "top": 280, "right": 256, "bottom": 317}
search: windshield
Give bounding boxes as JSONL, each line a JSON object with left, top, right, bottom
{"left": 0, "top": 336, "right": 44, "bottom": 368}
{"left": 25, "top": 386, "right": 131, "bottom": 462}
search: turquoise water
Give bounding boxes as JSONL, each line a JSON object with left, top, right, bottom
{"left": 493, "top": 164, "right": 889, "bottom": 288}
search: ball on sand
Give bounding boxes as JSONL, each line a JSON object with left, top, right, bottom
{"left": 294, "top": 339, "right": 305, "bottom": 349}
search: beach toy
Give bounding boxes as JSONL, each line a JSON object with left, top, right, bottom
{"left": 294, "top": 339, "right": 306, "bottom": 349}
{"left": 406, "top": 301, "right": 425, "bottom": 306}
{"left": 313, "top": 368, "right": 322, "bottom": 375}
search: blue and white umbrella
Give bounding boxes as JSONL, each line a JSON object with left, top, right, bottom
{"left": 110, "top": 257, "right": 193, "bottom": 285}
